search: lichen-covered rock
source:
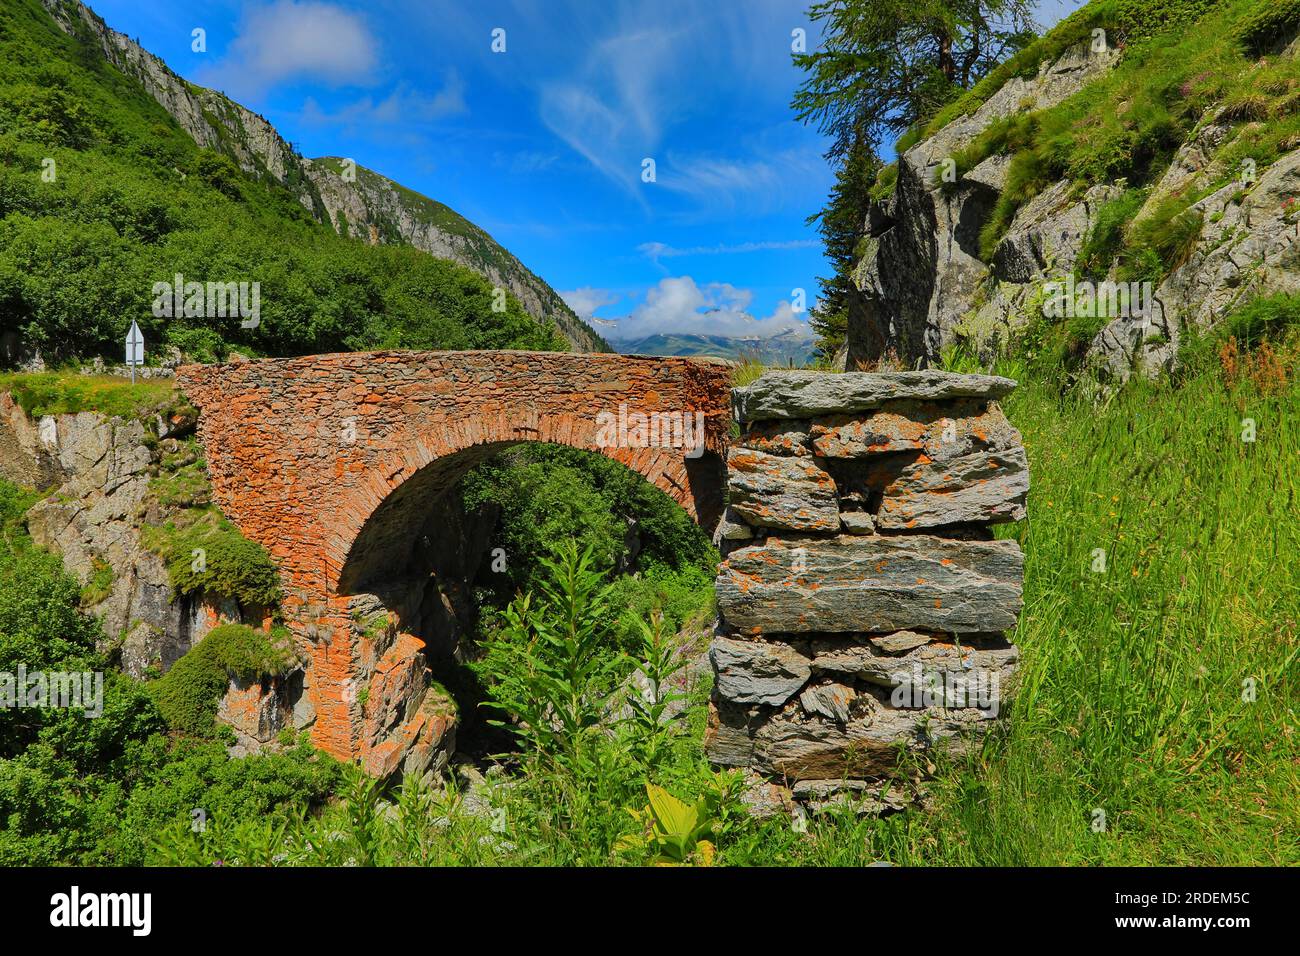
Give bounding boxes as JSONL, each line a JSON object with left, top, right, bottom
{"left": 867, "top": 630, "right": 933, "bottom": 654}
{"left": 839, "top": 510, "right": 875, "bottom": 534}
{"left": 707, "top": 694, "right": 994, "bottom": 781}
{"left": 716, "top": 534, "right": 1023, "bottom": 634}
{"left": 726, "top": 447, "right": 839, "bottom": 531}
{"left": 810, "top": 398, "right": 1020, "bottom": 459}
{"left": 734, "top": 420, "right": 813, "bottom": 456}
{"left": 799, "top": 680, "right": 856, "bottom": 723}
{"left": 710, "top": 636, "right": 812, "bottom": 706}
{"left": 874, "top": 445, "right": 1029, "bottom": 528}
{"left": 712, "top": 507, "right": 754, "bottom": 545}
{"left": 810, "top": 634, "right": 1019, "bottom": 690}
{"left": 733, "top": 370, "right": 1016, "bottom": 423}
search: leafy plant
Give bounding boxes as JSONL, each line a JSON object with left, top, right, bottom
{"left": 617, "top": 782, "right": 723, "bottom": 866}
{"left": 472, "top": 540, "right": 622, "bottom": 767}
{"left": 622, "top": 610, "right": 688, "bottom": 767}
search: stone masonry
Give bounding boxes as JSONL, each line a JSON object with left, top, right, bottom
{"left": 707, "top": 370, "right": 1029, "bottom": 808}
{"left": 177, "top": 350, "right": 733, "bottom": 777}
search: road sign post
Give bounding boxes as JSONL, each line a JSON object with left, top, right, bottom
{"left": 125, "top": 320, "right": 144, "bottom": 384}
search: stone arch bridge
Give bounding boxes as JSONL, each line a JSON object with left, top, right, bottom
{"left": 177, "top": 350, "right": 734, "bottom": 775}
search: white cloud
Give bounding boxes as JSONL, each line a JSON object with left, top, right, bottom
{"left": 300, "top": 75, "right": 466, "bottom": 127}
{"left": 607, "top": 276, "right": 807, "bottom": 339}
{"left": 560, "top": 287, "right": 621, "bottom": 318}
{"left": 197, "top": 1, "right": 379, "bottom": 99}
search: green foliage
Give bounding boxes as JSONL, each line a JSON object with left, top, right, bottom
{"left": 1178, "top": 293, "right": 1300, "bottom": 368}
{"left": 977, "top": 149, "right": 1048, "bottom": 260}
{"left": 807, "top": 140, "right": 881, "bottom": 358}
{"left": 78, "top": 557, "right": 114, "bottom": 607}
{"left": 916, "top": 1, "right": 1120, "bottom": 141}
{"left": 141, "top": 509, "right": 281, "bottom": 608}
{"left": 607, "top": 563, "right": 715, "bottom": 652}
{"left": 791, "top": 0, "right": 1038, "bottom": 159}
{"left": 151, "top": 624, "right": 295, "bottom": 736}
{"left": 616, "top": 781, "right": 722, "bottom": 865}
{"left": 472, "top": 541, "right": 623, "bottom": 767}
{"left": 1236, "top": 0, "right": 1300, "bottom": 54}
{"left": 1075, "top": 188, "right": 1146, "bottom": 278}
{"left": 868, "top": 161, "right": 899, "bottom": 200}
{"left": 1120, "top": 195, "right": 1204, "bottom": 283}
{"left": 460, "top": 443, "right": 716, "bottom": 603}
{"left": 622, "top": 611, "right": 689, "bottom": 767}
{"left": 0, "top": 478, "right": 335, "bottom": 864}
{"left": 0, "top": 0, "right": 567, "bottom": 366}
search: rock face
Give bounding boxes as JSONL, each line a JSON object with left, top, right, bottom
{"left": 849, "top": 25, "right": 1300, "bottom": 380}
{"left": 847, "top": 38, "right": 1120, "bottom": 369}
{"left": 0, "top": 395, "right": 209, "bottom": 675}
{"left": 38, "top": 0, "right": 603, "bottom": 353}
{"left": 707, "top": 371, "right": 1028, "bottom": 802}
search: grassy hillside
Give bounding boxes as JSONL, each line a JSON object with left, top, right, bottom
{"left": 0, "top": 0, "right": 566, "bottom": 366}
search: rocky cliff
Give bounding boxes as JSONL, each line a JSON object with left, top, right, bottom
{"left": 39, "top": 0, "right": 605, "bottom": 353}
{"left": 850, "top": 5, "right": 1300, "bottom": 380}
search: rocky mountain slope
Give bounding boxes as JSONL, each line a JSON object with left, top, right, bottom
{"left": 39, "top": 0, "right": 605, "bottom": 352}
{"left": 849, "top": 0, "right": 1300, "bottom": 380}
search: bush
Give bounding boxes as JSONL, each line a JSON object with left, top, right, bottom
{"left": 1236, "top": 0, "right": 1300, "bottom": 54}
{"left": 142, "top": 510, "right": 281, "bottom": 608}
{"left": 151, "top": 623, "right": 295, "bottom": 736}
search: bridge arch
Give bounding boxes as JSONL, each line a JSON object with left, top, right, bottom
{"left": 178, "top": 350, "right": 732, "bottom": 773}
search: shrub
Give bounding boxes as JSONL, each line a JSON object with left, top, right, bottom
{"left": 1237, "top": 0, "right": 1300, "bottom": 54}
{"left": 142, "top": 510, "right": 281, "bottom": 608}
{"left": 151, "top": 623, "right": 295, "bottom": 736}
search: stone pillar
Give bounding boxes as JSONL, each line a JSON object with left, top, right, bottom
{"left": 707, "top": 370, "right": 1029, "bottom": 812}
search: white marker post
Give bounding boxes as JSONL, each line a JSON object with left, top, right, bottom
{"left": 125, "top": 320, "right": 144, "bottom": 384}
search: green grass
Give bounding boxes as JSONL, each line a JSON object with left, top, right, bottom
{"left": 0, "top": 372, "right": 175, "bottom": 419}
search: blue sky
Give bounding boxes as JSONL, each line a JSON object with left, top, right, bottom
{"left": 87, "top": 0, "right": 1082, "bottom": 341}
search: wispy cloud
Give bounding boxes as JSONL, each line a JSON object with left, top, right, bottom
{"left": 538, "top": 27, "right": 681, "bottom": 195}
{"left": 638, "top": 238, "right": 818, "bottom": 264}
{"left": 196, "top": 1, "right": 379, "bottom": 100}
{"left": 300, "top": 75, "right": 467, "bottom": 128}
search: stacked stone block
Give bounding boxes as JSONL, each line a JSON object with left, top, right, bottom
{"left": 707, "top": 370, "right": 1029, "bottom": 806}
